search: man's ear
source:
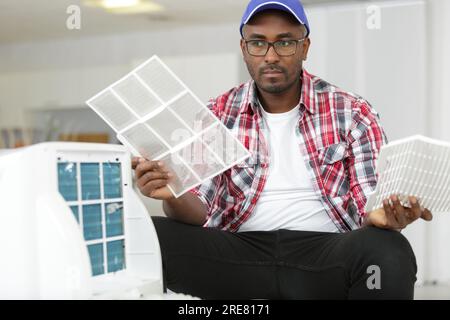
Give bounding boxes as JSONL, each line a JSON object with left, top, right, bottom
{"left": 301, "top": 38, "right": 311, "bottom": 61}
{"left": 240, "top": 38, "right": 247, "bottom": 57}
{"left": 240, "top": 25, "right": 248, "bottom": 55}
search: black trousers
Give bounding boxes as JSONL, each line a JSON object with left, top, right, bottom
{"left": 152, "top": 216, "right": 417, "bottom": 300}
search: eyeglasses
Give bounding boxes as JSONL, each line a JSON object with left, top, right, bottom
{"left": 244, "top": 38, "right": 306, "bottom": 57}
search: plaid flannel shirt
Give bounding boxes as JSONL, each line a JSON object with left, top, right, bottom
{"left": 190, "top": 69, "right": 388, "bottom": 233}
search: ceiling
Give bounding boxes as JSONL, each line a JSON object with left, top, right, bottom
{"left": 0, "top": 0, "right": 356, "bottom": 44}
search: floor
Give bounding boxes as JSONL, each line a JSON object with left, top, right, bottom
{"left": 414, "top": 284, "right": 450, "bottom": 300}
{"left": 166, "top": 286, "right": 450, "bottom": 300}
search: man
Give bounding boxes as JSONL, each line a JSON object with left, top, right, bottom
{"left": 132, "top": 0, "right": 433, "bottom": 299}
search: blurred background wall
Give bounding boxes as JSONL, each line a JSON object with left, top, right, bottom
{"left": 0, "top": 0, "right": 449, "bottom": 286}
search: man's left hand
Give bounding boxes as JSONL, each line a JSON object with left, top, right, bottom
{"left": 364, "top": 195, "right": 433, "bottom": 231}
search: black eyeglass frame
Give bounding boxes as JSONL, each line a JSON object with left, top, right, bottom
{"left": 243, "top": 38, "right": 307, "bottom": 57}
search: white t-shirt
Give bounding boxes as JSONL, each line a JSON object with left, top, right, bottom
{"left": 238, "top": 105, "right": 339, "bottom": 233}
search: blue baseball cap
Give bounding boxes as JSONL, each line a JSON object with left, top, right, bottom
{"left": 240, "top": 0, "right": 310, "bottom": 37}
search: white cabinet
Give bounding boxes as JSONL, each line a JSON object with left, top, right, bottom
{"left": 304, "top": 1, "right": 435, "bottom": 284}
{"left": 10, "top": 52, "right": 241, "bottom": 114}
{"left": 0, "top": 73, "right": 25, "bottom": 127}
{"left": 20, "top": 65, "right": 130, "bottom": 110}
{"left": 133, "top": 52, "right": 242, "bottom": 104}
{"left": 0, "top": 65, "right": 130, "bottom": 128}
{"left": 78, "top": 64, "right": 131, "bottom": 103}
{"left": 305, "top": 0, "right": 427, "bottom": 141}
{"left": 362, "top": 1, "right": 427, "bottom": 140}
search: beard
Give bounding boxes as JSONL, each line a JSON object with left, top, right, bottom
{"left": 246, "top": 63, "right": 302, "bottom": 94}
{"left": 258, "top": 77, "right": 299, "bottom": 94}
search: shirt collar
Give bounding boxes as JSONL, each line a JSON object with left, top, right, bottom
{"left": 241, "top": 69, "right": 316, "bottom": 116}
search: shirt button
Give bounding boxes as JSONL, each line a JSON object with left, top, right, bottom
{"left": 251, "top": 198, "right": 258, "bottom": 204}
{"left": 261, "top": 163, "right": 268, "bottom": 168}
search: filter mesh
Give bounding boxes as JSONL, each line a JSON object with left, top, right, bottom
{"left": 365, "top": 135, "right": 450, "bottom": 213}
{"left": 112, "top": 75, "right": 161, "bottom": 117}
{"left": 87, "top": 56, "right": 250, "bottom": 198}
{"left": 89, "top": 90, "right": 138, "bottom": 131}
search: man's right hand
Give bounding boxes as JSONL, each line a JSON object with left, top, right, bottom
{"left": 132, "top": 157, "right": 175, "bottom": 200}
{"left": 132, "top": 156, "right": 208, "bottom": 225}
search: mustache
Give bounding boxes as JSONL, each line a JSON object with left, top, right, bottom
{"left": 259, "top": 65, "right": 287, "bottom": 76}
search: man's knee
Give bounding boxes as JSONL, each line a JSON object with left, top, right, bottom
{"left": 351, "top": 226, "right": 417, "bottom": 277}
{"left": 151, "top": 216, "right": 214, "bottom": 255}
{"left": 151, "top": 216, "right": 191, "bottom": 237}
{"left": 151, "top": 215, "right": 169, "bottom": 232}
{"left": 344, "top": 227, "right": 417, "bottom": 299}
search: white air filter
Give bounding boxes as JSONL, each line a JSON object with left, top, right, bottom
{"left": 86, "top": 56, "right": 250, "bottom": 198}
{"left": 365, "top": 135, "right": 450, "bottom": 213}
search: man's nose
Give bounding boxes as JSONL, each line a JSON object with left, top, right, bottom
{"left": 264, "top": 45, "right": 280, "bottom": 64}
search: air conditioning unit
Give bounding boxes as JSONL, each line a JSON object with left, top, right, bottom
{"left": 0, "top": 142, "right": 165, "bottom": 299}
